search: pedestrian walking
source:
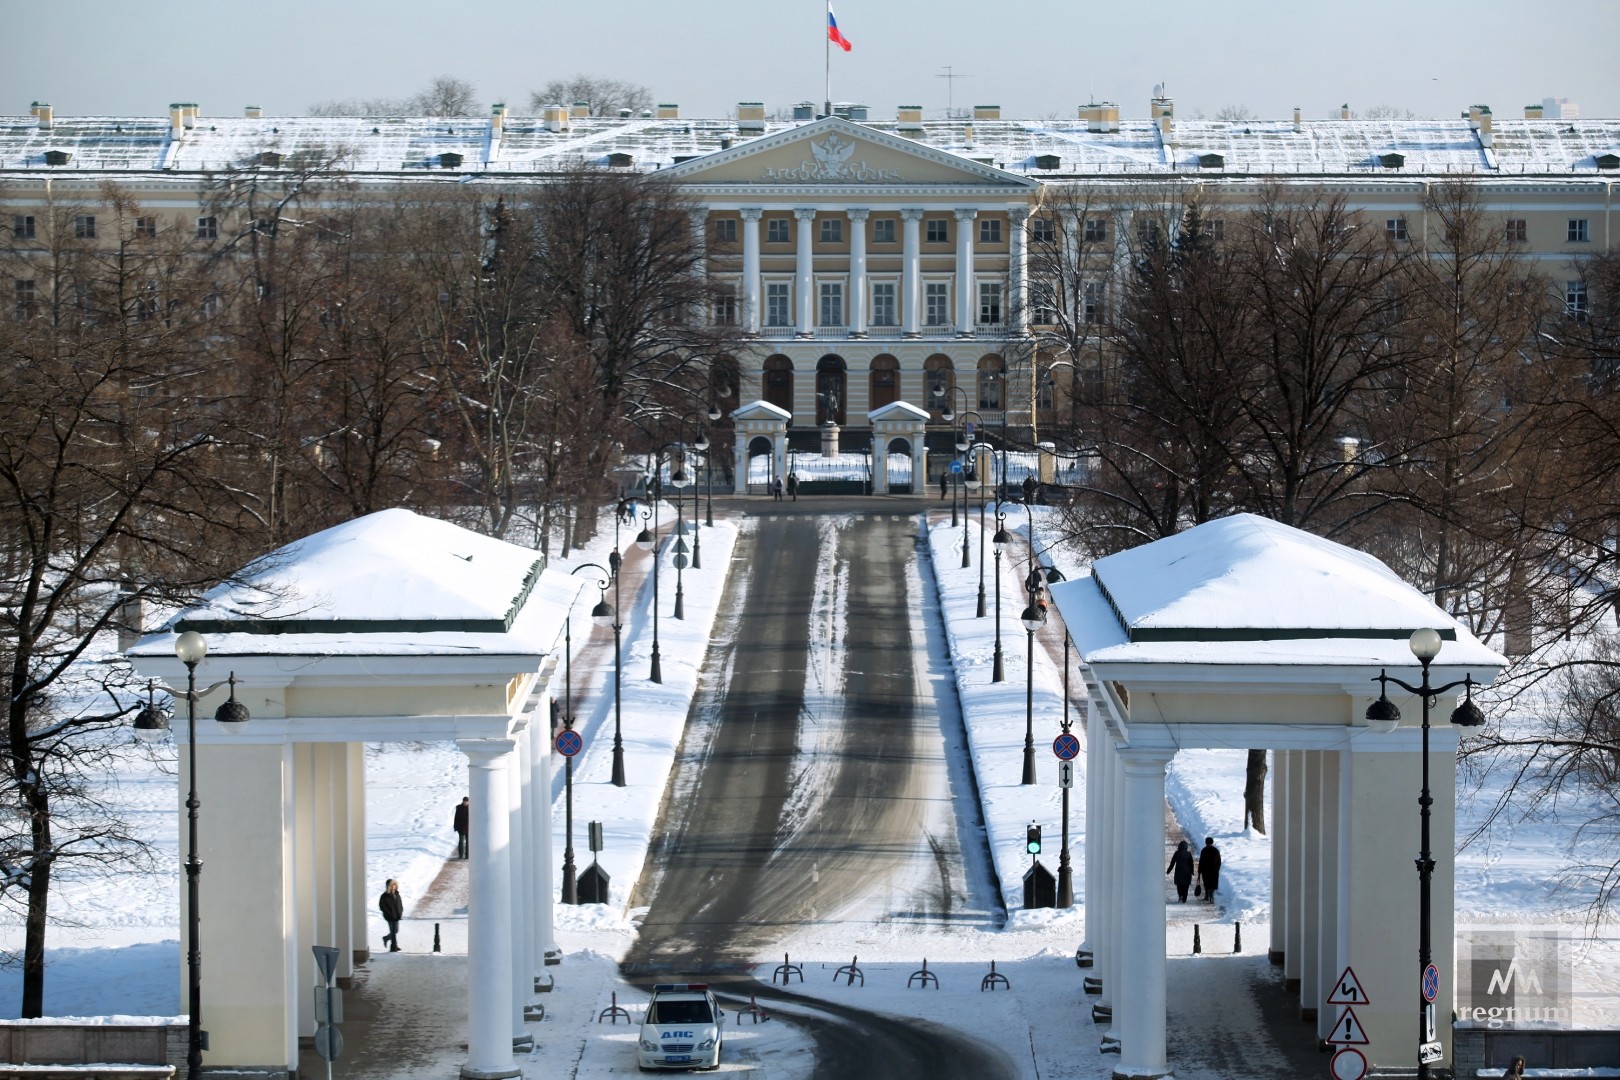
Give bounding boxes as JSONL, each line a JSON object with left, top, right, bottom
{"left": 1506, "top": 1056, "right": 1526, "bottom": 1078}
{"left": 379, "top": 879, "right": 403, "bottom": 952}
{"left": 452, "top": 796, "right": 469, "bottom": 859}
{"left": 939, "top": 472, "right": 948, "bottom": 501}
{"left": 1022, "top": 475, "right": 1037, "bottom": 503}
{"left": 771, "top": 476, "right": 783, "bottom": 501}
{"left": 1197, "top": 836, "right": 1222, "bottom": 903}
{"left": 1166, "top": 840, "right": 1195, "bottom": 902}
{"left": 786, "top": 472, "right": 799, "bottom": 501}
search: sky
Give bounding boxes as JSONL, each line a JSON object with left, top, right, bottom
{"left": 7, "top": 0, "right": 1619, "bottom": 123}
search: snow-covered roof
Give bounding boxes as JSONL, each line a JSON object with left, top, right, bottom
{"left": 6, "top": 112, "right": 1618, "bottom": 179}
{"left": 127, "top": 508, "right": 582, "bottom": 658}
{"left": 1049, "top": 513, "right": 1506, "bottom": 671}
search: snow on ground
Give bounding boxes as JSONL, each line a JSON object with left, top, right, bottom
{"left": 4, "top": 499, "right": 1618, "bottom": 1078}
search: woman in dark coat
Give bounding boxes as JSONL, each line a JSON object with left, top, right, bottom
{"left": 1166, "top": 840, "right": 1195, "bottom": 902}
{"left": 379, "top": 879, "right": 404, "bottom": 952}
{"left": 1198, "top": 837, "right": 1222, "bottom": 903}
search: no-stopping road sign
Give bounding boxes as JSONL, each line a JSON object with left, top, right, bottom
{"left": 555, "top": 728, "right": 583, "bottom": 757}
{"left": 1052, "top": 733, "right": 1080, "bottom": 760}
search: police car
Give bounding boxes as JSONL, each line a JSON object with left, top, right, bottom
{"left": 638, "top": 983, "right": 725, "bottom": 1071}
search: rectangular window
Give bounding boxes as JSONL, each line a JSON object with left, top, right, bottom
{"left": 1505, "top": 219, "right": 1528, "bottom": 244}
{"left": 135, "top": 280, "right": 158, "bottom": 323}
{"left": 1386, "top": 218, "right": 1409, "bottom": 242}
{"left": 1031, "top": 283, "right": 1058, "bottom": 326}
{"left": 978, "top": 282, "right": 1002, "bottom": 325}
{"left": 766, "top": 282, "right": 791, "bottom": 326}
{"left": 978, "top": 370, "right": 1002, "bottom": 410}
{"left": 712, "top": 218, "right": 736, "bottom": 244}
{"left": 196, "top": 216, "right": 217, "bottom": 240}
{"left": 1135, "top": 219, "right": 1159, "bottom": 247}
{"left": 253, "top": 218, "right": 277, "bottom": 236}
{"left": 819, "top": 218, "right": 843, "bottom": 244}
{"left": 13, "top": 215, "right": 35, "bottom": 239}
{"left": 1030, "top": 218, "right": 1056, "bottom": 244}
{"left": 1083, "top": 218, "right": 1107, "bottom": 244}
{"left": 978, "top": 218, "right": 1002, "bottom": 244}
{"left": 1566, "top": 280, "right": 1589, "bottom": 320}
{"left": 201, "top": 292, "right": 221, "bottom": 319}
{"left": 870, "top": 282, "right": 896, "bottom": 326}
{"left": 1207, "top": 218, "right": 1225, "bottom": 243}
{"left": 926, "top": 219, "right": 949, "bottom": 244}
{"left": 1568, "top": 219, "right": 1590, "bottom": 243}
{"left": 714, "top": 284, "right": 737, "bottom": 326}
{"left": 818, "top": 281, "right": 843, "bottom": 326}
{"left": 1083, "top": 281, "right": 1106, "bottom": 324}
{"left": 872, "top": 217, "right": 896, "bottom": 244}
{"left": 924, "top": 282, "right": 950, "bottom": 325}
{"left": 74, "top": 215, "right": 96, "bottom": 239}
{"left": 13, "top": 278, "right": 38, "bottom": 320}
{"left": 766, "top": 218, "right": 790, "bottom": 243}
{"left": 134, "top": 216, "right": 157, "bottom": 240}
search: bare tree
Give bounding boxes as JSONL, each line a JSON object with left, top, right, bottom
{"left": 1213, "top": 104, "right": 1255, "bottom": 122}
{"left": 308, "top": 76, "right": 479, "bottom": 118}
{"left": 527, "top": 76, "right": 651, "bottom": 117}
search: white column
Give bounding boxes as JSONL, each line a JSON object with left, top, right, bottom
{"left": 293, "top": 744, "right": 317, "bottom": 1037}
{"left": 1103, "top": 738, "right": 1124, "bottom": 1038}
{"left": 954, "top": 208, "right": 978, "bottom": 336}
{"left": 1270, "top": 749, "right": 1287, "bottom": 963}
{"left": 1081, "top": 699, "right": 1104, "bottom": 959}
{"left": 910, "top": 437, "right": 926, "bottom": 495}
{"left": 871, "top": 430, "right": 889, "bottom": 495}
{"left": 1284, "top": 749, "right": 1306, "bottom": 994}
{"left": 688, "top": 209, "right": 707, "bottom": 276}
{"left": 901, "top": 209, "right": 922, "bottom": 337}
{"left": 740, "top": 209, "right": 763, "bottom": 334}
{"left": 533, "top": 709, "right": 559, "bottom": 965}
{"left": 794, "top": 208, "right": 816, "bottom": 336}
{"left": 346, "top": 742, "right": 367, "bottom": 970}
{"left": 1317, "top": 748, "right": 1343, "bottom": 1044}
{"left": 1115, "top": 746, "right": 1174, "bottom": 1079}
{"left": 848, "top": 208, "right": 869, "bottom": 335}
{"left": 507, "top": 726, "right": 531, "bottom": 1049}
{"left": 1008, "top": 208, "right": 1029, "bottom": 336}
{"left": 459, "top": 738, "right": 521, "bottom": 1080}
{"left": 1300, "top": 749, "right": 1324, "bottom": 1020}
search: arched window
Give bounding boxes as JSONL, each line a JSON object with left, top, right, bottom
{"left": 923, "top": 354, "right": 954, "bottom": 421}
{"left": 763, "top": 354, "right": 793, "bottom": 415}
{"left": 869, "top": 354, "right": 900, "bottom": 411}
{"left": 977, "top": 354, "right": 1006, "bottom": 411}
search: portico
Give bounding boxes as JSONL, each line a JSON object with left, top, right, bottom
{"left": 1051, "top": 514, "right": 1505, "bottom": 1079}
{"left": 128, "top": 509, "right": 584, "bottom": 1080}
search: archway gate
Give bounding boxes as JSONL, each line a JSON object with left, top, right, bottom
{"left": 1049, "top": 514, "right": 1505, "bottom": 1080}
{"left": 129, "top": 509, "right": 583, "bottom": 1080}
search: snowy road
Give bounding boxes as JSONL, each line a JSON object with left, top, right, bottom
{"left": 626, "top": 507, "right": 1015, "bottom": 1077}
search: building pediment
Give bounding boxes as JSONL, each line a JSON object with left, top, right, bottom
{"left": 663, "top": 116, "right": 1035, "bottom": 190}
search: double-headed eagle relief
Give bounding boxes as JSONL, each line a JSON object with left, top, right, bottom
{"left": 763, "top": 134, "right": 903, "bottom": 182}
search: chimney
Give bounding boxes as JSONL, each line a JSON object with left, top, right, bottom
{"left": 1340, "top": 103, "right": 1352, "bottom": 120}
{"left": 35, "top": 102, "right": 52, "bottom": 130}
{"left": 1149, "top": 88, "right": 1174, "bottom": 121}
{"left": 973, "top": 104, "right": 1000, "bottom": 122}
{"left": 183, "top": 103, "right": 198, "bottom": 129}
{"left": 737, "top": 101, "right": 766, "bottom": 132}
{"left": 897, "top": 104, "right": 923, "bottom": 130}
{"left": 571, "top": 101, "right": 590, "bottom": 119}
{"left": 1103, "top": 103, "right": 1119, "bottom": 132}
{"left": 169, "top": 103, "right": 185, "bottom": 135}
{"left": 1293, "top": 106, "right": 1302, "bottom": 131}
{"left": 656, "top": 103, "right": 679, "bottom": 119}
{"left": 1524, "top": 103, "right": 1544, "bottom": 120}
{"left": 244, "top": 105, "right": 262, "bottom": 119}
{"left": 1476, "top": 104, "right": 1493, "bottom": 146}
{"left": 1158, "top": 112, "right": 1173, "bottom": 139}
{"left": 490, "top": 102, "right": 508, "bottom": 138}
{"left": 543, "top": 104, "right": 568, "bottom": 132}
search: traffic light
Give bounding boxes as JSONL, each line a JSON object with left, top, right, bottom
{"left": 1026, "top": 823, "right": 1042, "bottom": 855}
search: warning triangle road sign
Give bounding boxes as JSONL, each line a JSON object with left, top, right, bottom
{"left": 1327, "top": 966, "right": 1370, "bottom": 1006}
{"left": 1327, "top": 1006, "right": 1370, "bottom": 1046}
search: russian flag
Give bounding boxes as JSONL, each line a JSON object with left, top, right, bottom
{"left": 827, "top": 5, "right": 853, "bottom": 51}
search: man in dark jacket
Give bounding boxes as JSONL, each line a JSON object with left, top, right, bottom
{"left": 379, "top": 879, "right": 404, "bottom": 952}
{"left": 1198, "top": 837, "right": 1222, "bottom": 903}
{"left": 1166, "top": 840, "right": 1195, "bottom": 902}
{"left": 453, "top": 796, "right": 469, "bottom": 859}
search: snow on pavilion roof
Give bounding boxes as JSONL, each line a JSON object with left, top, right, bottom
{"left": 1049, "top": 513, "right": 1506, "bottom": 671}
{"left": 5, "top": 111, "right": 1618, "bottom": 179}
{"left": 127, "top": 508, "right": 582, "bottom": 658}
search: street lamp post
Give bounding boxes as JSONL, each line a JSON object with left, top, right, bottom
{"left": 561, "top": 566, "right": 613, "bottom": 902}
{"left": 1019, "top": 592, "right": 1047, "bottom": 785}
{"left": 613, "top": 499, "right": 648, "bottom": 783}
{"left": 133, "top": 631, "right": 251, "bottom": 1080}
{"left": 635, "top": 463, "right": 664, "bottom": 685}
{"left": 1365, "top": 628, "right": 1485, "bottom": 1080}
{"left": 991, "top": 507, "right": 1009, "bottom": 682}
{"left": 704, "top": 402, "right": 720, "bottom": 528}
{"left": 1057, "top": 628, "right": 1075, "bottom": 906}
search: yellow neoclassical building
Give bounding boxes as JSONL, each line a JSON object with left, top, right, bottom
{"left": 4, "top": 95, "right": 1617, "bottom": 448}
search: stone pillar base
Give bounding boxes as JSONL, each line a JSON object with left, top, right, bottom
{"left": 1111, "top": 1067, "right": 1171, "bottom": 1080}
{"left": 461, "top": 1067, "right": 523, "bottom": 1080}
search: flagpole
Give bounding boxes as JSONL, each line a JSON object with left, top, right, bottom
{"left": 824, "top": 0, "right": 831, "bottom": 117}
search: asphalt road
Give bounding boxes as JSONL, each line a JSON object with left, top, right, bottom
{"left": 625, "top": 498, "right": 1017, "bottom": 1079}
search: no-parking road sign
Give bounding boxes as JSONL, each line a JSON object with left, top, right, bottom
{"left": 1052, "top": 733, "right": 1081, "bottom": 760}
{"left": 555, "top": 729, "right": 583, "bottom": 757}
{"left": 1330, "top": 1047, "right": 1367, "bottom": 1080}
